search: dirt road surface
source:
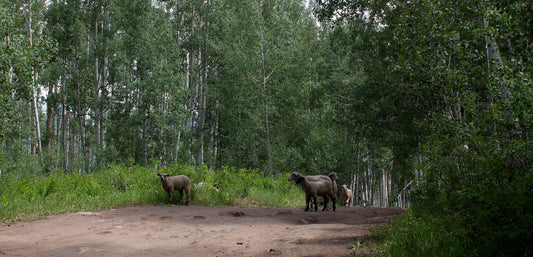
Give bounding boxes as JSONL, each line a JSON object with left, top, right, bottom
{"left": 0, "top": 205, "right": 403, "bottom": 257}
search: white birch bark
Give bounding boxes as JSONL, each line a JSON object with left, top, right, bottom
{"left": 28, "top": 2, "right": 42, "bottom": 154}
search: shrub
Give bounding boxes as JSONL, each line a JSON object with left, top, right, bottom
{"left": 0, "top": 163, "right": 303, "bottom": 223}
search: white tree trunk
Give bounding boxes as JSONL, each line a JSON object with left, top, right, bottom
{"left": 28, "top": 2, "right": 42, "bottom": 155}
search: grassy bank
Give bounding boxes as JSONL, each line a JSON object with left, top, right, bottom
{"left": 0, "top": 163, "right": 302, "bottom": 224}
{"left": 356, "top": 210, "right": 469, "bottom": 257}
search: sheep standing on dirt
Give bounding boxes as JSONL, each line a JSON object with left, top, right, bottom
{"left": 342, "top": 185, "right": 352, "bottom": 207}
{"left": 288, "top": 172, "right": 336, "bottom": 212}
{"left": 157, "top": 173, "right": 191, "bottom": 205}
{"left": 307, "top": 172, "right": 338, "bottom": 210}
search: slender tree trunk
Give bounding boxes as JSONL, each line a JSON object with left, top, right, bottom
{"left": 185, "top": 49, "right": 195, "bottom": 165}
{"left": 100, "top": 54, "right": 108, "bottom": 149}
{"left": 62, "top": 92, "right": 69, "bottom": 173}
{"left": 185, "top": 50, "right": 191, "bottom": 127}
{"left": 94, "top": 15, "right": 101, "bottom": 150}
{"left": 77, "top": 97, "right": 86, "bottom": 173}
{"left": 45, "top": 81, "right": 56, "bottom": 151}
{"left": 160, "top": 85, "right": 168, "bottom": 163}
{"left": 196, "top": 48, "right": 205, "bottom": 166}
{"left": 258, "top": 23, "right": 272, "bottom": 174}
{"left": 28, "top": 2, "right": 42, "bottom": 155}
{"left": 212, "top": 102, "right": 219, "bottom": 167}
{"left": 484, "top": 17, "right": 503, "bottom": 70}
{"left": 32, "top": 86, "right": 42, "bottom": 154}
{"left": 176, "top": 130, "right": 181, "bottom": 160}
{"left": 355, "top": 137, "right": 363, "bottom": 206}
{"left": 75, "top": 52, "right": 86, "bottom": 173}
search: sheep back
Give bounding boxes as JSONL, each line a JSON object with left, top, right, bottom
{"left": 305, "top": 173, "right": 338, "bottom": 208}
{"left": 157, "top": 173, "right": 191, "bottom": 205}
{"left": 288, "top": 172, "right": 336, "bottom": 211}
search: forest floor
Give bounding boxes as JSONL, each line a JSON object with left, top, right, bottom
{"left": 0, "top": 205, "right": 403, "bottom": 257}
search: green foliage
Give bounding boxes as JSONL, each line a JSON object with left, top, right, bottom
{"left": 6, "top": 0, "right": 531, "bottom": 255}
{"left": 416, "top": 133, "right": 533, "bottom": 256}
{"left": 0, "top": 163, "right": 301, "bottom": 224}
{"left": 0, "top": 164, "right": 162, "bottom": 223}
{"left": 366, "top": 211, "right": 469, "bottom": 257}
{"left": 4, "top": 0, "right": 367, "bottom": 191}
{"left": 207, "top": 0, "right": 330, "bottom": 173}
{"left": 318, "top": 0, "right": 533, "bottom": 256}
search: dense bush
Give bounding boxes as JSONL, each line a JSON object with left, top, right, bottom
{"left": 365, "top": 211, "right": 469, "bottom": 257}
{"left": 0, "top": 163, "right": 302, "bottom": 223}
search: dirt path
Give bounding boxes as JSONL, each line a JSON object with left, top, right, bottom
{"left": 0, "top": 205, "right": 403, "bottom": 257}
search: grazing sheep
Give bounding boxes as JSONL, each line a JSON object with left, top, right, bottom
{"left": 157, "top": 173, "right": 191, "bottom": 205}
{"left": 342, "top": 185, "right": 352, "bottom": 207}
{"left": 288, "top": 172, "right": 336, "bottom": 212}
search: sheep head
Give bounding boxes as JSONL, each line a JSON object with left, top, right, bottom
{"left": 157, "top": 173, "right": 170, "bottom": 183}
{"left": 328, "top": 172, "right": 338, "bottom": 181}
{"left": 288, "top": 172, "right": 305, "bottom": 184}
{"left": 157, "top": 172, "right": 169, "bottom": 178}
{"left": 157, "top": 173, "right": 191, "bottom": 205}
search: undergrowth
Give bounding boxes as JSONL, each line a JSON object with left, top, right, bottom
{"left": 354, "top": 210, "right": 471, "bottom": 257}
{"left": 0, "top": 163, "right": 302, "bottom": 224}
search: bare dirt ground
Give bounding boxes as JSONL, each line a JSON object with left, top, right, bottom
{"left": 0, "top": 205, "right": 403, "bottom": 257}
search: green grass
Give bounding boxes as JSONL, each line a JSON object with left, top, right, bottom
{"left": 356, "top": 210, "right": 471, "bottom": 257}
{"left": 0, "top": 163, "right": 303, "bottom": 224}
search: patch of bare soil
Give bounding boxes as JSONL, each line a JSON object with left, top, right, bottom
{"left": 0, "top": 205, "right": 403, "bottom": 257}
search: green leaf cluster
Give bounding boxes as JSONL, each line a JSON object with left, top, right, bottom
{"left": 317, "top": 0, "right": 533, "bottom": 256}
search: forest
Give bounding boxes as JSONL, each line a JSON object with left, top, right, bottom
{"left": 1, "top": 0, "right": 532, "bottom": 256}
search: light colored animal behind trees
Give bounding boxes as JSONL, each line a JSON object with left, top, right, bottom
{"left": 288, "top": 172, "right": 336, "bottom": 212}
{"left": 157, "top": 173, "right": 191, "bottom": 205}
{"left": 342, "top": 185, "right": 352, "bottom": 207}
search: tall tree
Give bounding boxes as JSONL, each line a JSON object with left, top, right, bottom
{"left": 208, "top": 0, "right": 324, "bottom": 173}
{"left": 317, "top": 0, "right": 533, "bottom": 254}
{"left": 1, "top": 0, "right": 52, "bottom": 172}
{"left": 8, "top": 0, "right": 50, "bottom": 155}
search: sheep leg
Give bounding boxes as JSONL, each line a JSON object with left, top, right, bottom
{"left": 177, "top": 189, "right": 184, "bottom": 205}
{"left": 323, "top": 195, "right": 330, "bottom": 210}
{"left": 184, "top": 188, "right": 190, "bottom": 205}
{"left": 304, "top": 196, "right": 311, "bottom": 212}
{"left": 332, "top": 196, "right": 336, "bottom": 211}
{"left": 313, "top": 196, "right": 318, "bottom": 211}
{"left": 167, "top": 190, "right": 173, "bottom": 203}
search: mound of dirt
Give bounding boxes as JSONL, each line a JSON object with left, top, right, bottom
{"left": 0, "top": 205, "right": 403, "bottom": 256}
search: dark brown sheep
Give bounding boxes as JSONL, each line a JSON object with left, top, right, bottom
{"left": 288, "top": 172, "right": 336, "bottom": 212}
{"left": 307, "top": 172, "right": 338, "bottom": 210}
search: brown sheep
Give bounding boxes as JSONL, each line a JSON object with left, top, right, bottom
{"left": 157, "top": 173, "right": 191, "bottom": 205}
{"left": 307, "top": 172, "right": 338, "bottom": 210}
{"left": 342, "top": 185, "right": 352, "bottom": 207}
{"left": 288, "top": 172, "right": 336, "bottom": 212}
